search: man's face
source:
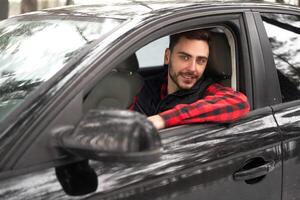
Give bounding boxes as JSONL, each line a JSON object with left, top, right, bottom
{"left": 165, "top": 37, "right": 209, "bottom": 93}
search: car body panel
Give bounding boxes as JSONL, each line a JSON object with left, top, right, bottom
{"left": 87, "top": 108, "right": 282, "bottom": 200}
{"left": 272, "top": 102, "right": 300, "bottom": 200}
{"left": 0, "top": 108, "right": 282, "bottom": 200}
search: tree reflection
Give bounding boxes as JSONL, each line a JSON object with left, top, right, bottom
{"left": 0, "top": 21, "right": 46, "bottom": 53}
{"left": 0, "top": 76, "right": 41, "bottom": 101}
{"left": 0, "top": 21, "right": 47, "bottom": 113}
{"left": 262, "top": 13, "right": 300, "bottom": 102}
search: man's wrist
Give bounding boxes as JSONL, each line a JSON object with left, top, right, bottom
{"left": 159, "top": 108, "right": 183, "bottom": 127}
{"left": 147, "top": 114, "right": 166, "bottom": 130}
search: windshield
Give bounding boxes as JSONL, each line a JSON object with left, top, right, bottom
{"left": 0, "top": 16, "right": 123, "bottom": 121}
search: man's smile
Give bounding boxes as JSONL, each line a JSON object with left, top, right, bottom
{"left": 180, "top": 72, "right": 198, "bottom": 83}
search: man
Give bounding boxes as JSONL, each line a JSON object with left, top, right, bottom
{"left": 130, "top": 30, "right": 250, "bottom": 130}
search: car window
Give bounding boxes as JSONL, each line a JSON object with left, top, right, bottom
{"left": 83, "top": 27, "right": 236, "bottom": 116}
{"left": 0, "top": 16, "right": 123, "bottom": 122}
{"left": 136, "top": 36, "right": 169, "bottom": 68}
{"left": 261, "top": 13, "right": 300, "bottom": 102}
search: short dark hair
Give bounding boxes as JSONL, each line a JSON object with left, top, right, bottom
{"left": 169, "top": 29, "right": 211, "bottom": 51}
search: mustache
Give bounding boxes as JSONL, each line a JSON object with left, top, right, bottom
{"left": 178, "top": 71, "right": 198, "bottom": 78}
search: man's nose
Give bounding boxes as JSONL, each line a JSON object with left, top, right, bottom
{"left": 187, "top": 59, "right": 197, "bottom": 71}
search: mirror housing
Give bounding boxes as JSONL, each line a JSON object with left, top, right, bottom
{"left": 53, "top": 109, "right": 162, "bottom": 162}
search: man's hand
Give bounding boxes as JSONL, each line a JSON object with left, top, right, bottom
{"left": 147, "top": 115, "right": 166, "bottom": 130}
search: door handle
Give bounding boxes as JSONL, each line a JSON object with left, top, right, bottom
{"left": 233, "top": 160, "right": 275, "bottom": 181}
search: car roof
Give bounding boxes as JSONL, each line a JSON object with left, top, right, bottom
{"left": 19, "top": 0, "right": 300, "bottom": 20}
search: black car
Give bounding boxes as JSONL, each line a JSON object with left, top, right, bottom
{"left": 0, "top": 1, "right": 300, "bottom": 199}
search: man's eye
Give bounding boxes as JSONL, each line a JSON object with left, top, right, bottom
{"left": 198, "top": 58, "right": 207, "bottom": 65}
{"left": 180, "top": 55, "right": 189, "bottom": 61}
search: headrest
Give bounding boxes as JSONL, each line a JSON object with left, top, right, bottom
{"left": 116, "top": 54, "right": 139, "bottom": 72}
{"left": 206, "top": 32, "right": 232, "bottom": 80}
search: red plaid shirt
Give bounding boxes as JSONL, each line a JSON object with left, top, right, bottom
{"left": 159, "top": 82, "right": 250, "bottom": 127}
{"left": 130, "top": 80, "right": 250, "bottom": 128}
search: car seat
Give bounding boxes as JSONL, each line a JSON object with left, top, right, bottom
{"left": 205, "top": 31, "right": 232, "bottom": 87}
{"left": 83, "top": 54, "right": 144, "bottom": 112}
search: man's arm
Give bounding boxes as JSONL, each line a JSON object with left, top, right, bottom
{"left": 151, "top": 83, "right": 250, "bottom": 129}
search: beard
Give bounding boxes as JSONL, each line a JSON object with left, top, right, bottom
{"left": 168, "top": 61, "right": 200, "bottom": 91}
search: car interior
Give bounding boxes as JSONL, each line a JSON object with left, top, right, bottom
{"left": 83, "top": 27, "right": 235, "bottom": 113}
{"left": 83, "top": 54, "right": 144, "bottom": 112}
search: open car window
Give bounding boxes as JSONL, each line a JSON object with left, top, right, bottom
{"left": 83, "top": 27, "right": 237, "bottom": 123}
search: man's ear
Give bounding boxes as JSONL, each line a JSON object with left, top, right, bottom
{"left": 164, "top": 48, "right": 170, "bottom": 65}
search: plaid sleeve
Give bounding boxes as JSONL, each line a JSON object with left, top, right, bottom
{"left": 159, "top": 83, "right": 250, "bottom": 128}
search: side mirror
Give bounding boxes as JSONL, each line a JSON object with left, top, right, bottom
{"left": 52, "top": 109, "right": 162, "bottom": 162}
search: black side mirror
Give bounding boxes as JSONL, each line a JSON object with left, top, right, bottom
{"left": 53, "top": 109, "right": 162, "bottom": 162}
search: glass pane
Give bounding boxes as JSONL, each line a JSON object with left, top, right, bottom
{"left": 0, "top": 17, "right": 123, "bottom": 121}
{"left": 262, "top": 13, "right": 300, "bottom": 102}
{"left": 136, "top": 36, "right": 169, "bottom": 68}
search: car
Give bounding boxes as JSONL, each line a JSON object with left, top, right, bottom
{"left": 0, "top": 0, "right": 300, "bottom": 199}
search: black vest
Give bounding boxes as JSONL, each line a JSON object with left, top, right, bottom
{"left": 133, "top": 71, "right": 214, "bottom": 116}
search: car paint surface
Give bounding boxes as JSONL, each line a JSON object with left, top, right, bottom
{"left": 272, "top": 102, "right": 300, "bottom": 200}
{"left": 0, "top": 108, "right": 281, "bottom": 199}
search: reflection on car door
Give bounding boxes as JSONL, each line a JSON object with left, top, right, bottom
{"left": 0, "top": 168, "right": 73, "bottom": 199}
{"left": 272, "top": 102, "right": 300, "bottom": 200}
{"left": 86, "top": 107, "right": 282, "bottom": 200}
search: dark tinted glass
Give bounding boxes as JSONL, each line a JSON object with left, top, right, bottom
{"left": 262, "top": 13, "right": 300, "bottom": 102}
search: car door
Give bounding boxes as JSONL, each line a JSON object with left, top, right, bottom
{"left": 83, "top": 109, "right": 281, "bottom": 200}
{"left": 256, "top": 10, "right": 300, "bottom": 200}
